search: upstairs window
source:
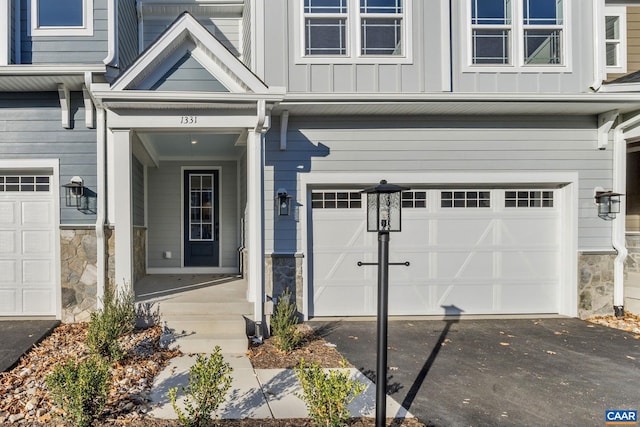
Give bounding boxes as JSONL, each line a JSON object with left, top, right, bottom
{"left": 31, "top": 0, "right": 93, "bottom": 36}
{"left": 300, "top": 0, "right": 411, "bottom": 63}
{"left": 605, "top": 7, "right": 627, "bottom": 74}
{"left": 468, "top": 0, "right": 567, "bottom": 69}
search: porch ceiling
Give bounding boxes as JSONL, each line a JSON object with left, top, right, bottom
{"left": 136, "top": 132, "right": 243, "bottom": 160}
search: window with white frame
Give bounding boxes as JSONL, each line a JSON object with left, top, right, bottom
{"left": 605, "top": 7, "right": 627, "bottom": 74}
{"left": 469, "top": 0, "right": 565, "bottom": 68}
{"left": 301, "top": 0, "right": 410, "bottom": 62}
{"left": 31, "top": 0, "right": 93, "bottom": 36}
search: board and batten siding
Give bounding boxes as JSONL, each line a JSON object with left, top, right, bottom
{"left": 263, "top": 115, "right": 612, "bottom": 253}
{"left": 118, "top": 0, "right": 139, "bottom": 71}
{"left": 146, "top": 160, "right": 239, "bottom": 269}
{"left": 0, "top": 92, "right": 97, "bottom": 224}
{"left": 262, "top": 0, "right": 445, "bottom": 93}
{"left": 143, "top": 16, "right": 241, "bottom": 57}
{"left": 451, "top": 0, "right": 595, "bottom": 93}
{"left": 19, "top": 0, "right": 108, "bottom": 64}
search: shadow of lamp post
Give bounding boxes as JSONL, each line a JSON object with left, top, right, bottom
{"left": 360, "top": 180, "right": 409, "bottom": 427}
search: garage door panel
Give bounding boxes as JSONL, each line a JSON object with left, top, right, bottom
{"left": 500, "top": 283, "right": 556, "bottom": 312}
{"left": 436, "top": 219, "right": 495, "bottom": 247}
{"left": 435, "top": 283, "right": 495, "bottom": 313}
{"left": 389, "top": 283, "right": 432, "bottom": 314}
{"left": 22, "top": 289, "right": 54, "bottom": 314}
{"left": 23, "top": 230, "right": 52, "bottom": 254}
{"left": 500, "top": 251, "right": 558, "bottom": 278}
{"left": 0, "top": 290, "right": 17, "bottom": 312}
{"left": 313, "top": 252, "right": 371, "bottom": 281}
{"left": 0, "top": 260, "right": 17, "bottom": 283}
{"left": 501, "top": 218, "right": 558, "bottom": 246}
{"left": 314, "top": 282, "right": 374, "bottom": 316}
{"left": 436, "top": 252, "right": 494, "bottom": 278}
{"left": 23, "top": 259, "right": 53, "bottom": 284}
{"left": 0, "top": 230, "right": 16, "bottom": 253}
{"left": 0, "top": 201, "right": 16, "bottom": 224}
{"left": 21, "top": 201, "right": 53, "bottom": 226}
{"left": 312, "top": 217, "right": 366, "bottom": 247}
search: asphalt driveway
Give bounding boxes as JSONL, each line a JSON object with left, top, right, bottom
{"left": 312, "top": 318, "right": 640, "bottom": 427}
{"left": 0, "top": 320, "right": 60, "bottom": 372}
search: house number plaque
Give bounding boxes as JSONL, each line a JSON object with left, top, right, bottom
{"left": 180, "top": 116, "right": 198, "bottom": 125}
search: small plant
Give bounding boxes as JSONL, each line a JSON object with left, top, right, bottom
{"left": 169, "top": 346, "right": 233, "bottom": 427}
{"left": 270, "top": 288, "right": 302, "bottom": 353}
{"left": 87, "top": 285, "right": 136, "bottom": 361}
{"left": 45, "top": 356, "right": 110, "bottom": 427}
{"left": 295, "top": 358, "right": 366, "bottom": 427}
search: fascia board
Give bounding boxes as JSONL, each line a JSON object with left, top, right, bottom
{"left": 598, "top": 83, "right": 640, "bottom": 93}
{"left": 91, "top": 90, "right": 284, "bottom": 103}
{"left": 0, "top": 64, "right": 106, "bottom": 75}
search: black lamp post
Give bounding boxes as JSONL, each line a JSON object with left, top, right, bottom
{"left": 361, "top": 180, "right": 409, "bottom": 427}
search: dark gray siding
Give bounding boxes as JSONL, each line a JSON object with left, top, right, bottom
{"left": 264, "top": 115, "right": 610, "bottom": 253}
{"left": 10, "top": 0, "right": 15, "bottom": 63}
{"left": 19, "top": 0, "right": 108, "bottom": 64}
{"left": 118, "top": 0, "right": 139, "bottom": 70}
{"left": 132, "top": 156, "right": 144, "bottom": 227}
{"left": 0, "top": 92, "right": 97, "bottom": 224}
{"left": 150, "top": 53, "right": 228, "bottom": 92}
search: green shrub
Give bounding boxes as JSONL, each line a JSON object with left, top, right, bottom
{"left": 45, "top": 356, "right": 110, "bottom": 427}
{"left": 270, "top": 288, "right": 302, "bottom": 353}
{"left": 87, "top": 285, "right": 136, "bottom": 361}
{"left": 295, "top": 358, "right": 366, "bottom": 427}
{"left": 169, "top": 346, "right": 233, "bottom": 427}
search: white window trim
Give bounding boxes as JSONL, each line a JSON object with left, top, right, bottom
{"left": 463, "top": 0, "right": 571, "bottom": 73}
{"left": 295, "top": 0, "right": 413, "bottom": 65}
{"left": 30, "top": 0, "right": 93, "bottom": 37}
{"left": 605, "top": 6, "right": 627, "bottom": 75}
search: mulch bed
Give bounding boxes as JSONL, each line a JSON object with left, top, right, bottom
{"left": 247, "top": 325, "right": 349, "bottom": 369}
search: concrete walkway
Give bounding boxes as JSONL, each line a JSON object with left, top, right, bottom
{"left": 149, "top": 353, "right": 413, "bottom": 420}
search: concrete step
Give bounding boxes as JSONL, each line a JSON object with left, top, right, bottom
{"left": 165, "top": 316, "right": 247, "bottom": 336}
{"left": 158, "top": 301, "right": 253, "bottom": 316}
{"left": 170, "top": 333, "right": 249, "bottom": 354}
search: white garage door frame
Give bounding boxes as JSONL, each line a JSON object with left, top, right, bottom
{"left": 0, "top": 159, "right": 61, "bottom": 319}
{"left": 299, "top": 171, "right": 579, "bottom": 320}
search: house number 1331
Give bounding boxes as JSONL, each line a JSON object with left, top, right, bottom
{"left": 180, "top": 116, "right": 197, "bottom": 125}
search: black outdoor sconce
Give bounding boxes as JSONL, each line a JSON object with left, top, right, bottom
{"left": 276, "top": 188, "right": 292, "bottom": 216}
{"left": 595, "top": 190, "right": 622, "bottom": 221}
{"left": 62, "top": 176, "right": 84, "bottom": 209}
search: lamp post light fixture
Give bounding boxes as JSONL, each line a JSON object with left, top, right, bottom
{"left": 595, "top": 190, "right": 622, "bottom": 220}
{"left": 361, "top": 179, "right": 409, "bottom": 427}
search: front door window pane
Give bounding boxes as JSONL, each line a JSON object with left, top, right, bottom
{"left": 38, "top": 0, "right": 83, "bottom": 27}
{"left": 189, "top": 174, "right": 214, "bottom": 242}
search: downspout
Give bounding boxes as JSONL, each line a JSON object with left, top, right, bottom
{"left": 95, "top": 105, "right": 107, "bottom": 308}
{"left": 254, "top": 100, "right": 267, "bottom": 336}
{"left": 103, "top": 0, "right": 117, "bottom": 67}
{"left": 591, "top": 0, "right": 604, "bottom": 91}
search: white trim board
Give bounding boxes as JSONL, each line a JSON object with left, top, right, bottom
{"left": 298, "top": 171, "right": 579, "bottom": 319}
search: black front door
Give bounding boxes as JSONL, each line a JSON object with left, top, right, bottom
{"left": 184, "top": 170, "right": 219, "bottom": 267}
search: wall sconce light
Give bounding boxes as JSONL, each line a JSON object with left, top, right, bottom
{"left": 276, "top": 188, "right": 292, "bottom": 216}
{"left": 62, "top": 176, "right": 84, "bottom": 208}
{"left": 595, "top": 190, "right": 622, "bottom": 220}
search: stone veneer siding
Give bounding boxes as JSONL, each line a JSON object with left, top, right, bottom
{"left": 265, "top": 254, "right": 304, "bottom": 312}
{"left": 625, "top": 234, "right": 640, "bottom": 314}
{"left": 60, "top": 227, "right": 98, "bottom": 323}
{"left": 133, "top": 227, "right": 146, "bottom": 284}
{"left": 578, "top": 252, "right": 615, "bottom": 319}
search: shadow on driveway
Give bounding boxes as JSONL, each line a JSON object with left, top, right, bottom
{"left": 313, "top": 317, "right": 640, "bottom": 427}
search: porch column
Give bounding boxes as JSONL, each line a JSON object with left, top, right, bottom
{"left": 112, "top": 129, "right": 133, "bottom": 293}
{"left": 247, "top": 128, "right": 265, "bottom": 325}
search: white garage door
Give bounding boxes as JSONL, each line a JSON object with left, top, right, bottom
{"left": 0, "top": 174, "right": 57, "bottom": 316}
{"left": 311, "top": 188, "right": 560, "bottom": 316}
